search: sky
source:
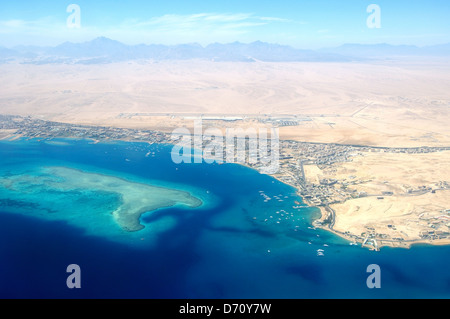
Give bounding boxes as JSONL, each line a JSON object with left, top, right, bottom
{"left": 0, "top": 0, "right": 449, "bottom": 48}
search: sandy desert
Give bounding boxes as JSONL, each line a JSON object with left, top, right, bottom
{"left": 1, "top": 58, "right": 449, "bottom": 248}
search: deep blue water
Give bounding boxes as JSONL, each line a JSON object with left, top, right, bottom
{"left": 0, "top": 138, "right": 449, "bottom": 299}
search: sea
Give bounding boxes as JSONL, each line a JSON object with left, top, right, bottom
{"left": 0, "top": 138, "right": 449, "bottom": 299}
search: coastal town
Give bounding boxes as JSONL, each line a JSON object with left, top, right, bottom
{"left": 1, "top": 114, "right": 449, "bottom": 250}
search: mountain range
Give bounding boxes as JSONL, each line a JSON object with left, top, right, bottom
{"left": 1, "top": 37, "right": 449, "bottom": 64}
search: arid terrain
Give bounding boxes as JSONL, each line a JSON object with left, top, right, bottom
{"left": 305, "top": 150, "right": 450, "bottom": 248}
{"left": 1, "top": 60, "right": 449, "bottom": 146}
{"left": 1, "top": 59, "right": 449, "bottom": 248}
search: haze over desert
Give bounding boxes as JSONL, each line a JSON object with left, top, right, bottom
{"left": 1, "top": 55, "right": 450, "bottom": 249}
{"left": 1, "top": 59, "right": 449, "bottom": 147}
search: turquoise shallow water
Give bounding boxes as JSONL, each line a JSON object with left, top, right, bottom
{"left": 0, "top": 138, "right": 449, "bottom": 298}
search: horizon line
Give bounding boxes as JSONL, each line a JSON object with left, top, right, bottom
{"left": 3, "top": 36, "right": 450, "bottom": 50}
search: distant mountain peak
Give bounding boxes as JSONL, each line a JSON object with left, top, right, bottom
{"left": 1, "top": 37, "right": 449, "bottom": 64}
{"left": 89, "top": 36, "right": 123, "bottom": 44}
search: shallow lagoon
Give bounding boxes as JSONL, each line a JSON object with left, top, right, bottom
{"left": 0, "top": 138, "right": 449, "bottom": 298}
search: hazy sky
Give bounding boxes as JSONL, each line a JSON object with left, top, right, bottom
{"left": 0, "top": 0, "right": 449, "bottom": 48}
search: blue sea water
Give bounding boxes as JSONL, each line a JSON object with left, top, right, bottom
{"left": 0, "top": 138, "right": 449, "bottom": 299}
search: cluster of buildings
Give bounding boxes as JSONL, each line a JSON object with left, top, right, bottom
{"left": 418, "top": 209, "right": 450, "bottom": 240}
{"left": 0, "top": 115, "right": 169, "bottom": 144}
{"left": 271, "top": 141, "right": 359, "bottom": 206}
{"left": 2, "top": 114, "right": 449, "bottom": 247}
{"left": 271, "top": 139, "right": 450, "bottom": 206}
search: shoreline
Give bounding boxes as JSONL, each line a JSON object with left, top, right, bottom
{"left": 238, "top": 162, "right": 449, "bottom": 250}
{"left": 312, "top": 205, "right": 450, "bottom": 250}
{"left": 229, "top": 142, "right": 450, "bottom": 250}
{"left": 2, "top": 131, "right": 449, "bottom": 250}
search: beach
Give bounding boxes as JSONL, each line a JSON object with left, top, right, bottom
{"left": 1, "top": 59, "right": 449, "bottom": 250}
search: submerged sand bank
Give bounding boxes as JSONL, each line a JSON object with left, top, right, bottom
{"left": 47, "top": 167, "right": 203, "bottom": 232}
{"left": 0, "top": 166, "right": 202, "bottom": 232}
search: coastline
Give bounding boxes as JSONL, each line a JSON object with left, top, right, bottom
{"left": 312, "top": 205, "right": 450, "bottom": 250}
{"left": 2, "top": 127, "right": 449, "bottom": 250}
{"left": 238, "top": 149, "right": 450, "bottom": 250}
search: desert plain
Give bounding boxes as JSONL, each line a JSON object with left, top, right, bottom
{"left": 1, "top": 58, "right": 449, "bottom": 248}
